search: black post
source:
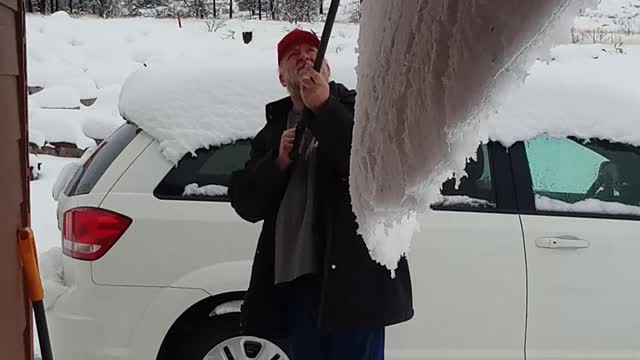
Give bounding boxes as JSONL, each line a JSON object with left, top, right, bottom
{"left": 34, "top": 301, "right": 54, "bottom": 360}
{"left": 289, "top": 0, "right": 340, "bottom": 160}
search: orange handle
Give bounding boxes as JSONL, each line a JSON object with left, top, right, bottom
{"left": 18, "top": 228, "right": 44, "bottom": 302}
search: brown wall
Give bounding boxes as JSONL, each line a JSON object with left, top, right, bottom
{"left": 0, "top": 0, "right": 32, "bottom": 357}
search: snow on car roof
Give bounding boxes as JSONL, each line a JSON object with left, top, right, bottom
{"left": 118, "top": 61, "right": 285, "bottom": 164}
{"left": 118, "top": 57, "right": 357, "bottom": 164}
{"left": 487, "top": 45, "right": 640, "bottom": 148}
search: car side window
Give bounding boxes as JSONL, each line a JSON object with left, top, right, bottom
{"left": 434, "top": 144, "right": 497, "bottom": 210}
{"left": 524, "top": 135, "right": 640, "bottom": 217}
{"left": 154, "top": 139, "right": 252, "bottom": 201}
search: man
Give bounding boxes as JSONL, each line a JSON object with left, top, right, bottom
{"left": 228, "top": 29, "right": 413, "bottom": 359}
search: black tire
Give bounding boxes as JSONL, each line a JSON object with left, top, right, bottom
{"left": 166, "top": 313, "right": 288, "bottom": 360}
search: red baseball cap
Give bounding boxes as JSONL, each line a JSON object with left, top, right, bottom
{"left": 277, "top": 29, "right": 320, "bottom": 64}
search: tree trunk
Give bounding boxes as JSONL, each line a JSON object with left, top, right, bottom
{"left": 258, "top": 0, "right": 261, "bottom": 20}
{"left": 69, "top": 0, "right": 73, "bottom": 13}
{"left": 27, "top": 0, "right": 33, "bottom": 12}
{"left": 49, "top": 0, "right": 54, "bottom": 12}
{"left": 213, "top": 0, "right": 216, "bottom": 17}
{"left": 319, "top": 0, "right": 322, "bottom": 14}
{"left": 55, "top": 0, "right": 59, "bottom": 12}
{"left": 270, "top": 0, "right": 274, "bottom": 19}
{"left": 229, "top": 0, "right": 232, "bottom": 18}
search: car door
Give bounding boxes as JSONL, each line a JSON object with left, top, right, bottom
{"left": 386, "top": 143, "right": 527, "bottom": 360}
{"left": 511, "top": 135, "right": 640, "bottom": 360}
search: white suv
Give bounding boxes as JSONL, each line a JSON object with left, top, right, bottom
{"left": 49, "top": 117, "right": 640, "bottom": 360}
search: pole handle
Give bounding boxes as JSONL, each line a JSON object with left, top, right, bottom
{"left": 18, "top": 227, "right": 44, "bottom": 302}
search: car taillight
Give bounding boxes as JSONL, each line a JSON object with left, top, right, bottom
{"left": 62, "top": 208, "right": 132, "bottom": 261}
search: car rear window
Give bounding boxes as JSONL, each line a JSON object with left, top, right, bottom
{"left": 65, "top": 123, "right": 140, "bottom": 196}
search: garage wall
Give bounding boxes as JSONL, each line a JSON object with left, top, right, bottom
{"left": 0, "top": 0, "right": 33, "bottom": 357}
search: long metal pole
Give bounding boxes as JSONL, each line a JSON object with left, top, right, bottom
{"left": 289, "top": 0, "right": 341, "bottom": 161}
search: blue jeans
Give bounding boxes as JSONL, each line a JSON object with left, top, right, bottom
{"left": 286, "top": 277, "right": 385, "bottom": 360}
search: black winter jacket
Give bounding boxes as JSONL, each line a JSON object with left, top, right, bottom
{"left": 228, "top": 81, "right": 414, "bottom": 337}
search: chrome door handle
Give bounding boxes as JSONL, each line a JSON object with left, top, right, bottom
{"left": 536, "top": 236, "right": 590, "bottom": 249}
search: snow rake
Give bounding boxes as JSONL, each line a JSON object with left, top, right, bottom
{"left": 289, "top": 0, "right": 341, "bottom": 161}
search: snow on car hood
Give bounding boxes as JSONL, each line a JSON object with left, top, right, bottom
{"left": 350, "top": 0, "right": 603, "bottom": 271}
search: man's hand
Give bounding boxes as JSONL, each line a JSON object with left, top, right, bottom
{"left": 277, "top": 128, "right": 296, "bottom": 171}
{"left": 299, "top": 64, "right": 330, "bottom": 113}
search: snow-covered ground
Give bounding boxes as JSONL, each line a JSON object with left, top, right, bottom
{"left": 31, "top": 155, "right": 75, "bottom": 252}
{"left": 575, "top": 0, "right": 640, "bottom": 42}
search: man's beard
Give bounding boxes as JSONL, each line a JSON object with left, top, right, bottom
{"left": 285, "top": 75, "right": 302, "bottom": 100}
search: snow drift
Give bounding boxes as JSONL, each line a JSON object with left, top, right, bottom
{"left": 39, "top": 247, "right": 68, "bottom": 310}
{"left": 350, "top": 0, "right": 600, "bottom": 271}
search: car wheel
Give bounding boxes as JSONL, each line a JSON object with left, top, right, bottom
{"left": 170, "top": 313, "right": 289, "bottom": 360}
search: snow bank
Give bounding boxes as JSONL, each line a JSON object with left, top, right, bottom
{"left": 536, "top": 195, "right": 640, "bottom": 216}
{"left": 184, "top": 183, "right": 229, "bottom": 197}
{"left": 350, "top": 0, "right": 600, "bottom": 271}
{"left": 29, "top": 86, "right": 81, "bottom": 109}
{"left": 39, "top": 247, "right": 68, "bottom": 310}
{"left": 29, "top": 108, "right": 96, "bottom": 149}
{"left": 30, "top": 156, "right": 78, "bottom": 313}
